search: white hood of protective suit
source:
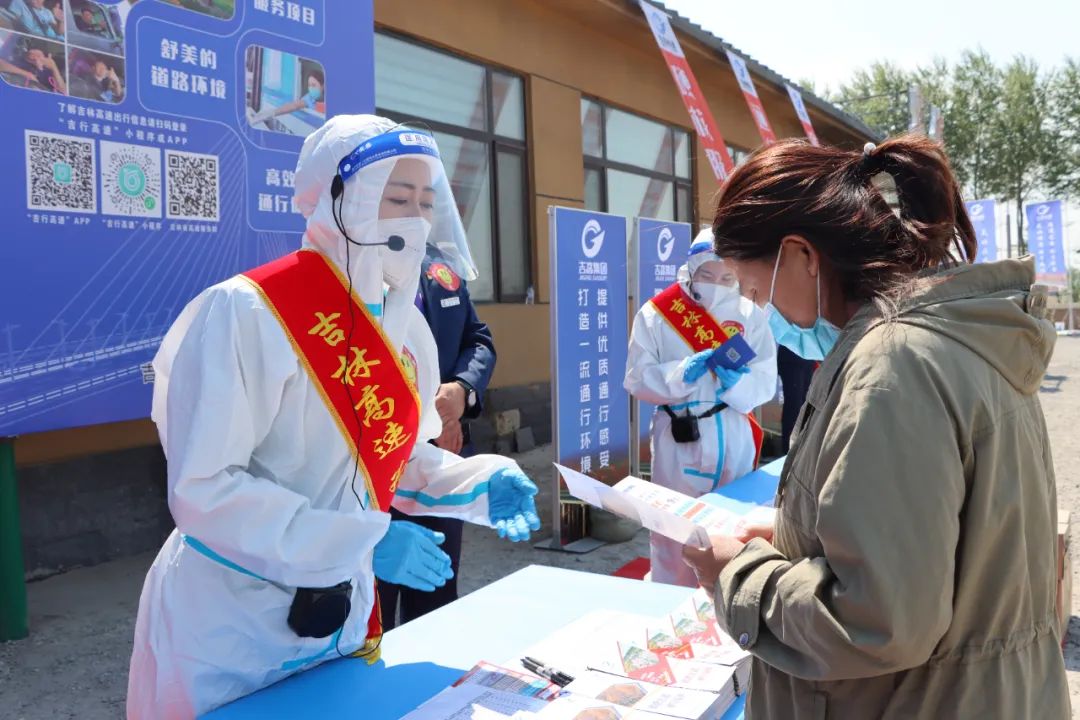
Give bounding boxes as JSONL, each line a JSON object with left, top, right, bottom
{"left": 678, "top": 241, "right": 742, "bottom": 317}
{"left": 294, "top": 114, "right": 423, "bottom": 352}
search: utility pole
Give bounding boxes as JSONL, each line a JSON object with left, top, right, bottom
{"left": 1005, "top": 210, "right": 1013, "bottom": 258}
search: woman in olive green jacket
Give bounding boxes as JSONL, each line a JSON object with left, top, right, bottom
{"left": 684, "top": 135, "right": 1069, "bottom": 719}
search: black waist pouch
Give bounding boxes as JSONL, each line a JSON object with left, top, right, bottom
{"left": 288, "top": 581, "right": 353, "bottom": 639}
{"left": 661, "top": 402, "right": 727, "bottom": 444}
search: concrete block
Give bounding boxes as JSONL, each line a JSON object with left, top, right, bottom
{"left": 494, "top": 409, "right": 521, "bottom": 436}
{"left": 514, "top": 427, "right": 536, "bottom": 453}
{"left": 495, "top": 435, "right": 515, "bottom": 456}
{"left": 19, "top": 444, "right": 172, "bottom": 579}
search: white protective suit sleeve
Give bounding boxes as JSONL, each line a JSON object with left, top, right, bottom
{"left": 718, "top": 302, "right": 778, "bottom": 413}
{"left": 392, "top": 442, "right": 514, "bottom": 524}
{"left": 390, "top": 309, "right": 515, "bottom": 524}
{"left": 158, "top": 285, "right": 389, "bottom": 590}
{"left": 624, "top": 307, "right": 702, "bottom": 405}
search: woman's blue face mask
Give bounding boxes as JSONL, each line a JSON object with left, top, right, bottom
{"left": 765, "top": 246, "right": 839, "bottom": 362}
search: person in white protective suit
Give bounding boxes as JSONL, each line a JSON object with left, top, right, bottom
{"left": 624, "top": 230, "right": 776, "bottom": 587}
{"left": 127, "top": 115, "right": 541, "bottom": 719}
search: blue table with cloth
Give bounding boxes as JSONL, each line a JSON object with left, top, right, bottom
{"left": 204, "top": 459, "right": 784, "bottom": 719}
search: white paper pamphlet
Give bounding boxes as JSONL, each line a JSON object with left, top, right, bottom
{"left": 454, "top": 661, "right": 562, "bottom": 701}
{"left": 555, "top": 465, "right": 775, "bottom": 549}
{"left": 401, "top": 683, "right": 551, "bottom": 720}
{"left": 525, "top": 693, "right": 672, "bottom": 719}
{"left": 563, "top": 670, "right": 727, "bottom": 719}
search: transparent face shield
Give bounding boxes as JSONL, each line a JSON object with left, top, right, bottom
{"left": 691, "top": 258, "right": 738, "bottom": 288}
{"left": 334, "top": 128, "right": 479, "bottom": 282}
{"left": 687, "top": 253, "right": 739, "bottom": 307}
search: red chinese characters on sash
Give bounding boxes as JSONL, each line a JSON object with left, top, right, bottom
{"left": 650, "top": 283, "right": 743, "bottom": 351}
{"left": 649, "top": 283, "right": 764, "bottom": 466}
{"left": 241, "top": 248, "right": 421, "bottom": 659}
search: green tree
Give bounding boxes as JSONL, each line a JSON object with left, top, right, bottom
{"left": 912, "top": 57, "right": 951, "bottom": 112}
{"left": 945, "top": 50, "right": 1003, "bottom": 198}
{"left": 983, "top": 57, "right": 1055, "bottom": 253}
{"left": 796, "top": 77, "right": 819, "bottom": 96}
{"left": 831, "top": 61, "right": 912, "bottom": 137}
{"left": 831, "top": 53, "right": 1076, "bottom": 258}
{"left": 1046, "top": 57, "right": 1080, "bottom": 199}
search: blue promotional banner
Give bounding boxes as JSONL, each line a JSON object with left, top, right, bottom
{"left": 0, "top": 0, "right": 374, "bottom": 435}
{"left": 965, "top": 199, "right": 997, "bottom": 263}
{"left": 549, "top": 206, "right": 631, "bottom": 501}
{"left": 1026, "top": 200, "right": 1067, "bottom": 285}
{"left": 632, "top": 218, "right": 690, "bottom": 473}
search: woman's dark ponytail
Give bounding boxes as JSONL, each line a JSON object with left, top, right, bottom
{"left": 712, "top": 134, "right": 976, "bottom": 303}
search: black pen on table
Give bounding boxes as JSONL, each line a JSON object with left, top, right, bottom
{"left": 522, "top": 656, "right": 575, "bottom": 687}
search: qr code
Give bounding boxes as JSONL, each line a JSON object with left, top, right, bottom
{"left": 165, "top": 150, "right": 220, "bottom": 221}
{"left": 25, "top": 130, "right": 96, "bottom": 213}
{"left": 101, "top": 141, "right": 162, "bottom": 218}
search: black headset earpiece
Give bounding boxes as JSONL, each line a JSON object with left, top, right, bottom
{"left": 330, "top": 173, "right": 344, "bottom": 200}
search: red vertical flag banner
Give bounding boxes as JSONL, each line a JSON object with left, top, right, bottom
{"left": 724, "top": 49, "right": 777, "bottom": 146}
{"left": 638, "top": 0, "right": 735, "bottom": 181}
{"left": 785, "top": 84, "right": 820, "bottom": 146}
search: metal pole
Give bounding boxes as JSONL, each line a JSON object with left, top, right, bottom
{"left": 0, "top": 438, "right": 28, "bottom": 641}
{"left": 545, "top": 205, "right": 562, "bottom": 550}
{"left": 629, "top": 219, "right": 640, "bottom": 480}
{"left": 1065, "top": 210, "right": 1076, "bottom": 332}
{"left": 1006, "top": 210, "right": 1013, "bottom": 259}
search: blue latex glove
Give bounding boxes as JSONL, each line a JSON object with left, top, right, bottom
{"left": 372, "top": 521, "right": 453, "bottom": 592}
{"left": 682, "top": 348, "right": 715, "bottom": 383}
{"left": 488, "top": 467, "right": 542, "bottom": 542}
{"left": 713, "top": 364, "right": 750, "bottom": 393}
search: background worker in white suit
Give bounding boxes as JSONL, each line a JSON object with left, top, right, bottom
{"left": 625, "top": 231, "right": 776, "bottom": 586}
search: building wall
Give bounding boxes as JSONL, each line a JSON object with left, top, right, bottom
{"left": 13, "top": 0, "right": 871, "bottom": 577}
{"left": 376, "top": 0, "right": 869, "bottom": 442}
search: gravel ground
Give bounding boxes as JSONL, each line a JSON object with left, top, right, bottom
{"left": 1, "top": 336, "right": 1078, "bottom": 718}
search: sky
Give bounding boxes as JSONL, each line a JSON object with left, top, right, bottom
{"left": 660, "top": 0, "right": 1077, "bottom": 94}
{"left": 660, "top": 0, "right": 1080, "bottom": 271}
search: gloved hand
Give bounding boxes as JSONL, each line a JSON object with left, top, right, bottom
{"left": 372, "top": 521, "right": 453, "bottom": 592}
{"left": 713, "top": 365, "right": 750, "bottom": 392}
{"left": 682, "top": 348, "right": 715, "bottom": 383}
{"left": 488, "top": 467, "right": 541, "bottom": 542}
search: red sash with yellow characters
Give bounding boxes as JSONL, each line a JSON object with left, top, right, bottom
{"left": 649, "top": 283, "right": 764, "bottom": 466}
{"left": 240, "top": 248, "right": 421, "bottom": 661}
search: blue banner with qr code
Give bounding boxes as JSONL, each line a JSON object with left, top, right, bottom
{"left": 549, "top": 207, "right": 631, "bottom": 490}
{"left": 0, "top": 0, "right": 374, "bottom": 435}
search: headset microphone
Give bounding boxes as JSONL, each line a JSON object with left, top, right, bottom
{"left": 343, "top": 235, "right": 405, "bottom": 251}
{"left": 330, "top": 173, "right": 406, "bottom": 252}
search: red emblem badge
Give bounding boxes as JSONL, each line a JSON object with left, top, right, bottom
{"left": 718, "top": 320, "right": 744, "bottom": 339}
{"left": 427, "top": 263, "right": 461, "bottom": 292}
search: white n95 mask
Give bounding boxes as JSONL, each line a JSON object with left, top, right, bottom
{"left": 378, "top": 216, "right": 431, "bottom": 290}
{"left": 692, "top": 282, "right": 739, "bottom": 310}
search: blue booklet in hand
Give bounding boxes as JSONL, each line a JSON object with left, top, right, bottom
{"left": 707, "top": 333, "right": 756, "bottom": 371}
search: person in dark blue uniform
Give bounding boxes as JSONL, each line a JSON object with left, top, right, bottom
{"left": 776, "top": 345, "right": 815, "bottom": 453}
{"left": 377, "top": 249, "right": 497, "bottom": 628}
